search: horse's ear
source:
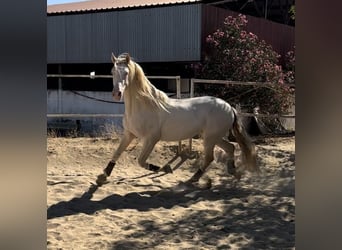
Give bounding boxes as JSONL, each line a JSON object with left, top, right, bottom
{"left": 111, "top": 53, "right": 117, "bottom": 64}
{"left": 125, "top": 53, "right": 131, "bottom": 63}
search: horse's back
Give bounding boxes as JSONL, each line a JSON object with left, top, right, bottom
{"left": 169, "top": 96, "right": 233, "bottom": 118}
{"left": 160, "top": 96, "right": 234, "bottom": 141}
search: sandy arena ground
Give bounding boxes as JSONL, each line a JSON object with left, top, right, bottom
{"left": 47, "top": 134, "right": 295, "bottom": 249}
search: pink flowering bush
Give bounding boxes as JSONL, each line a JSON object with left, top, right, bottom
{"left": 284, "top": 49, "right": 295, "bottom": 84}
{"left": 195, "top": 14, "right": 295, "bottom": 116}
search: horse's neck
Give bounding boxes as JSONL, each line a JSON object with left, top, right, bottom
{"left": 123, "top": 84, "right": 150, "bottom": 116}
{"left": 123, "top": 89, "right": 136, "bottom": 116}
{"left": 123, "top": 79, "right": 168, "bottom": 116}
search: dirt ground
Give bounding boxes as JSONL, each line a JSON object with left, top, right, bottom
{"left": 47, "top": 134, "right": 295, "bottom": 249}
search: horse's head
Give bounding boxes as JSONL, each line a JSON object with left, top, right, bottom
{"left": 111, "top": 53, "right": 131, "bottom": 101}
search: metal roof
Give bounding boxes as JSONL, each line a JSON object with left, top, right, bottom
{"left": 47, "top": 0, "right": 202, "bottom": 14}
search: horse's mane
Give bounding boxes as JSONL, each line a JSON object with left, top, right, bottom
{"left": 123, "top": 55, "right": 170, "bottom": 112}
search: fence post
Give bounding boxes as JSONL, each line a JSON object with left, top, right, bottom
{"left": 190, "top": 78, "right": 195, "bottom": 98}
{"left": 176, "top": 76, "right": 182, "bottom": 154}
{"left": 176, "top": 76, "right": 181, "bottom": 99}
{"left": 188, "top": 78, "right": 196, "bottom": 153}
{"left": 58, "top": 64, "right": 63, "bottom": 115}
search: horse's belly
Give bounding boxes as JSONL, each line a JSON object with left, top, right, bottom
{"left": 160, "top": 128, "right": 201, "bottom": 141}
{"left": 160, "top": 112, "right": 204, "bottom": 141}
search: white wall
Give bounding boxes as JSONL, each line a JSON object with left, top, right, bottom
{"left": 47, "top": 90, "right": 125, "bottom": 114}
{"left": 47, "top": 90, "right": 125, "bottom": 134}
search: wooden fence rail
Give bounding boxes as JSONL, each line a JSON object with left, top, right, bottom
{"left": 190, "top": 78, "right": 295, "bottom": 118}
{"left": 47, "top": 114, "right": 124, "bottom": 118}
{"left": 47, "top": 75, "right": 295, "bottom": 152}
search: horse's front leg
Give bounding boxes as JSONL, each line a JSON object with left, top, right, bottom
{"left": 96, "top": 131, "right": 135, "bottom": 186}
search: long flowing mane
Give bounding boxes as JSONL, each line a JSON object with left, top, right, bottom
{"left": 123, "top": 55, "right": 170, "bottom": 112}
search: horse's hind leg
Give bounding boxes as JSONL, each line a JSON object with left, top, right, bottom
{"left": 216, "top": 138, "right": 241, "bottom": 180}
{"left": 138, "top": 137, "right": 161, "bottom": 172}
{"left": 189, "top": 139, "right": 215, "bottom": 183}
{"left": 96, "top": 131, "right": 135, "bottom": 185}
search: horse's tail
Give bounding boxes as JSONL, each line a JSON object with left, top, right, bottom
{"left": 231, "top": 108, "right": 259, "bottom": 173}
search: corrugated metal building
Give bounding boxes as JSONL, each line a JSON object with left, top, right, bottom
{"left": 47, "top": 0, "right": 294, "bottom": 65}
{"left": 48, "top": 3, "right": 202, "bottom": 63}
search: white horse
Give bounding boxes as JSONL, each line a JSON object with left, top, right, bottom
{"left": 96, "top": 53, "right": 258, "bottom": 186}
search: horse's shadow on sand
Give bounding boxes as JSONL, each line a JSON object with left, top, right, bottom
{"left": 47, "top": 172, "right": 293, "bottom": 218}
{"left": 47, "top": 144, "right": 295, "bottom": 221}
{"left": 47, "top": 177, "right": 295, "bottom": 249}
{"left": 47, "top": 149, "right": 202, "bottom": 220}
{"left": 47, "top": 180, "right": 232, "bottom": 220}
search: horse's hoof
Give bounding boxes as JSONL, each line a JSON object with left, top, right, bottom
{"left": 162, "top": 165, "right": 173, "bottom": 174}
{"left": 187, "top": 177, "right": 199, "bottom": 184}
{"left": 148, "top": 164, "right": 161, "bottom": 172}
{"left": 227, "top": 160, "right": 236, "bottom": 175}
{"left": 204, "top": 177, "right": 212, "bottom": 189}
{"left": 233, "top": 172, "right": 242, "bottom": 181}
{"left": 96, "top": 173, "right": 108, "bottom": 186}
